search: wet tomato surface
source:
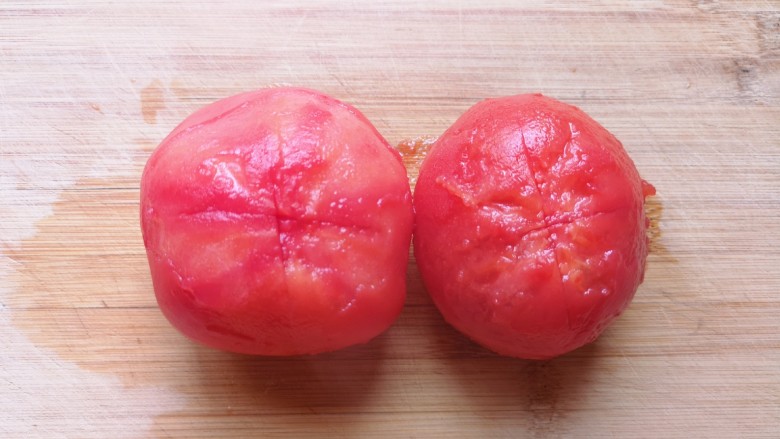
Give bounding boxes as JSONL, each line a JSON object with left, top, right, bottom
{"left": 141, "top": 87, "right": 413, "bottom": 355}
{"left": 413, "top": 94, "right": 654, "bottom": 359}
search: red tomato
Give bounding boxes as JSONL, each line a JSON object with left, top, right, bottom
{"left": 141, "top": 87, "right": 413, "bottom": 355}
{"left": 413, "top": 94, "right": 654, "bottom": 359}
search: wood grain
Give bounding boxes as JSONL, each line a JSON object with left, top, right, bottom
{"left": 2, "top": 1, "right": 779, "bottom": 438}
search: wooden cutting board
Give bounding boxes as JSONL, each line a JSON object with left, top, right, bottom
{"left": 2, "top": 1, "right": 779, "bottom": 437}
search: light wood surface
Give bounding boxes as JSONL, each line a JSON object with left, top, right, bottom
{"left": 2, "top": 1, "right": 779, "bottom": 438}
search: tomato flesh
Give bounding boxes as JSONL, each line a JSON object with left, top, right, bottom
{"left": 413, "top": 94, "right": 653, "bottom": 359}
{"left": 141, "top": 87, "right": 413, "bottom": 355}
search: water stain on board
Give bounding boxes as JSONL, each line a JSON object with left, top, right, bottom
{"left": 9, "top": 111, "right": 391, "bottom": 437}
{"left": 644, "top": 195, "right": 673, "bottom": 263}
{"left": 140, "top": 79, "right": 166, "bottom": 124}
{"left": 396, "top": 136, "right": 436, "bottom": 189}
{"left": 8, "top": 171, "right": 388, "bottom": 437}
{"left": 7, "top": 76, "right": 392, "bottom": 435}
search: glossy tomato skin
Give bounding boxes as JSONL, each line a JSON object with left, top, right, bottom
{"left": 413, "top": 94, "right": 653, "bottom": 360}
{"left": 141, "top": 87, "right": 413, "bottom": 355}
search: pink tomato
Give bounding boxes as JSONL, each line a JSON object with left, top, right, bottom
{"left": 141, "top": 87, "right": 413, "bottom": 355}
{"left": 413, "top": 94, "right": 654, "bottom": 359}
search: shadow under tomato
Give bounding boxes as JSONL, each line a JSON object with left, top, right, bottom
{"left": 148, "top": 332, "right": 388, "bottom": 437}
{"left": 203, "top": 334, "right": 384, "bottom": 407}
{"left": 422, "top": 306, "right": 604, "bottom": 434}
